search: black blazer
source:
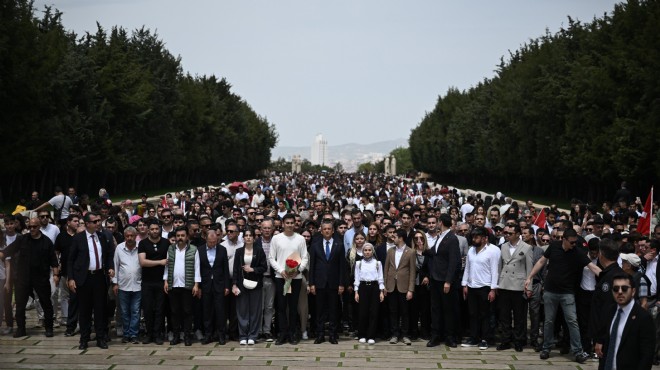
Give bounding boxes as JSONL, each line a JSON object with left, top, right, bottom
{"left": 67, "top": 230, "right": 114, "bottom": 287}
{"left": 308, "top": 236, "right": 347, "bottom": 289}
{"left": 232, "top": 245, "right": 267, "bottom": 290}
{"left": 598, "top": 302, "right": 655, "bottom": 370}
{"left": 424, "top": 231, "right": 461, "bottom": 283}
{"left": 198, "top": 244, "right": 231, "bottom": 293}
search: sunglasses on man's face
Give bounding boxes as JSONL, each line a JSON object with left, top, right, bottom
{"left": 612, "top": 285, "right": 631, "bottom": 293}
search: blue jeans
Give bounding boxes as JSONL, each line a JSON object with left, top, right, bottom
{"left": 542, "top": 291, "right": 583, "bottom": 354}
{"left": 118, "top": 290, "right": 141, "bottom": 338}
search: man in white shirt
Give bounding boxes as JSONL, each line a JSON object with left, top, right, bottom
{"left": 268, "top": 213, "right": 308, "bottom": 345}
{"left": 112, "top": 227, "right": 142, "bottom": 344}
{"left": 461, "top": 226, "right": 500, "bottom": 350}
{"left": 163, "top": 227, "right": 200, "bottom": 346}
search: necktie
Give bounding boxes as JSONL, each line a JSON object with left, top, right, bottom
{"left": 91, "top": 234, "right": 101, "bottom": 270}
{"left": 604, "top": 308, "right": 624, "bottom": 370}
{"left": 325, "top": 241, "right": 331, "bottom": 260}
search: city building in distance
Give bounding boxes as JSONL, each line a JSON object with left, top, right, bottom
{"left": 311, "top": 134, "right": 328, "bottom": 166}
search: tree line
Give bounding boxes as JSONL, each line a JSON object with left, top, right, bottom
{"left": 0, "top": 0, "right": 277, "bottom": 203}
{"left": 409, "top": 0, "right": 659, "bottom": 203}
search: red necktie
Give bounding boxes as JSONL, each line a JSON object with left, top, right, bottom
{"left": 91, "top": 234, "right": 101, "bottom": 270}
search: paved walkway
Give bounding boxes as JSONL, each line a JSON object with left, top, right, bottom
{"left": 0, "top": 326, "right": 598, "bottom": 370}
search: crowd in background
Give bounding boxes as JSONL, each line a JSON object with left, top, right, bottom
{"left": 0, "top": 173, "right": 659, "bottom": 368}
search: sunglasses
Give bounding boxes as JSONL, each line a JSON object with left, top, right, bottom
{"left": 88, "top": 219, "right": 101, "bottom": 224}
{"left": 612, "top": 285, "right": 631, "bottom": 293}
{"left": 586, "top": 228, "right": 593, "bottom": 232}
{"left": 542, "top": 239, "right": 551, "bottom": 243}
{"left": 227, "top": 230, "right": 238, "bottom": 233}
{"left": 162, "top": 215, "right": 172, "bottom": 219}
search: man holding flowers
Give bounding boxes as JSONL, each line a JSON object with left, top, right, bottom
{"left": 268, "top": 213, "right": 309, "bottom": 345}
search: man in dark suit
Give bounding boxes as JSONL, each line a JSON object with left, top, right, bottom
{"left": 309, "top": 220, "right": 347, "bottom": 344}
{"left": 425, "top": 213, "right": 462, "bottom": 348}
{"left": 67, "top": 212, "right": 114, "bottom": 349}
{"left": 595, "top": 273, "right": 655, "bottom": 370}
{"left": 198, "top": 229, "right": 230, "bottom": 345}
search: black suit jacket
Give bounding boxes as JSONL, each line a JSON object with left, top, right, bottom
{"left": 308, "top": 236, "right": 347, "bottom": 289}
{"left": 424, "top": 231, "right": 461, "bottom": 283}
{"left": 198, "top": 243, "right": 231, "bottom": 293}
{"left": 598, "top": 302, "right": 655, "bottom": 370}
{"left": 67, "top": 230, "right": 114, "bottom": 287}
{"left": 232, "top": 245, "right": 267, "bottom": 290}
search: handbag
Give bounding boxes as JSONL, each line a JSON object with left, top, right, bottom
{"left": 242, "top": 253, "right": 257, "bottom": 289}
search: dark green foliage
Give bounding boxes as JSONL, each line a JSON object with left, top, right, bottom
{"left": 409, "top": 0, "right": 660, "bottom": 202}
{"left": 0, "top": 0, "right": 277, "bottom": 201}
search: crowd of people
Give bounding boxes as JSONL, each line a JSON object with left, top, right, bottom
{"left": 0, "top": 174, "right": 659, "bottom": 369}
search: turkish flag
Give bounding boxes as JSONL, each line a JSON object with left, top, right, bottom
{"left": 534, "top": 209, "right": 547, "bottom": 229}
{"left": 637, "top": 187, "right": 653, "bottom": 237}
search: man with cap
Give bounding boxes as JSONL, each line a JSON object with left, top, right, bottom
{"left": 620, "top": 253, "right": 650, "bottom": 309}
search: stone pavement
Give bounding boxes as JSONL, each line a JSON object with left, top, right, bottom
{"left": 0, "top": 328, "right": 599, "bottom": 370}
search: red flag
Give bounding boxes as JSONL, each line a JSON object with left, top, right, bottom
{"left": 534, "top": 209, "right": 547, "bottom": 229}
{"left": 637, "top": 187, "right": 653, "bottom": 237}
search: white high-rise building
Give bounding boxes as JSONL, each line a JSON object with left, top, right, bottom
{"left": 311, "top": 134, "right": 328, "bottom": 166}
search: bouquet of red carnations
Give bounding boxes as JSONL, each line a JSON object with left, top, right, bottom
{"left": 283, "top": 252, "right": 301, "bottom": 295}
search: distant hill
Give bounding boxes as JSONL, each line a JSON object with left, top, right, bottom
{"left": 271, "top": 138, "right": 409, "bottom": 171}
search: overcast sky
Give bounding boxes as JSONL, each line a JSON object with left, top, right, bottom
{"left": 35, "top": 0, "right": 620, "bottom": 147}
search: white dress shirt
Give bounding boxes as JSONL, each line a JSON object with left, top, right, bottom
{"left": 609, "top": 298, "right": 635, "bottom": 370}
{"left": 461, "top": 244, "right": 501, "bottom": 289}
{"left": 647, "top": 256, "right": 658, "bottom": 295}
{"left": 394, "top": 245, "right": 405, "bottom": 268}
{"left": 354, "top": 258, "right": 385, "bottom": 290}
{"left": 86, "top": 231, "right": 102, "bottom": 270}
{"left": 112, "top": 242, "right": 141, "bottom": 291}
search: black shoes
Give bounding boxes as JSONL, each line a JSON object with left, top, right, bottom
{"left": 13, "top": 328, "right": 27, "bottom": 338}
{"left": 131, "top": 337, "right": 139, "bottom": 344}
{"left": 201, "top": 336, "right": 213, "bottom": 345}
{"left": 426, "top": 338, "right": 442, "bottom": 347}
{"left": 155, "top": 336, "right": 164, "bottom": 345}
{"left": 314, "top": 336, "right": 325, "bottom": 344}
{"left": 575, "top": 352, "right": 588, "bottom": 364}
{"left": 275, "top": 335, "right": 287, "bottom": 345}
{"left": 514, "top": 343, "right": 523, "bottom": 352}
{"left": 97, "top": 339, "right": 108, "bottom": 349}
{"left": 45, "top": 329, "right": 54, "bottom": 337}
{"left": 329, "top": 336, "right": 338, "bottom": 344}
{"left": 184, "top": 337, "right": 192, "bottom": 346}
{"left": 496, "top": 343, "right": 512, "bottom": 351}
{"left": 78, "top": 341, "right": 88, "bottom": 350}
{"left": 121, "top": 337, "right": 130, "bottom": 343}
{"left": 289, "top": 334, "right": 300, "bottom": 345}
{"left": 445, "top": 339, "right": 458, "bottom": 348}
{"left": 539, "top": 350, "right": 550, "bottom": 359}
{"left": 218, "top": 335, "right": 227, "bottom": 345}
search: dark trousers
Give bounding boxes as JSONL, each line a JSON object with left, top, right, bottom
{"left": 141, "top": 281, "right": 165, "bottom": 339}
{"left": 410, "top": 284, "right": 431, "bottom": 338}
{"left": 576, "top": 288, "right": 594, "bottom": 352}
{"left": 430, "top": 279, "right": 458, "bottom": 341}
{"left": 15, "top": 278, "right": 53, "bottom": 331}
{"left": 358, "top": 282, "right": 379, "bottom": 339}
{"left": 66, "top": 290, "right": 79, "bottom": 332}
{"left": 379, "top": 294, "right": 391, "bottom": 338}
{"left": 467, "top": 286, "right": 491, "bottom": 341}
{"left": 78, "top": 272, "right": 107, "bottom": 342}
{"left": 225, "top": 292, "right": 238, "bottom": 339}
{"left": 201, "top": 285, "right": 227, "bottom": 338}
{"left": 169, "top": 287, "right": 193, "bottom": 336}
{"left": 275, "top": 278, "right": 302, "bottom": 339}
{"left": 315, "top": 287, "right": 339, "bottom": 337}
{"left": 4, "top": 277, "right": 14, "bottom": 327}
{"left": 388, "top": 290, "right": 410, "bottom": 338}
{"left": 498, "top": 289, "right": 527, "bottom": 344}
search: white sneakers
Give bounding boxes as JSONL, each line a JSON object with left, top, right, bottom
{"left": 247, "top": 339, "right": 255, "bottom": 345}
{"left": 240, "top": 339, "right": 247, "bottom": 345}
{"left": 368, "top": 339, "right": 376, "bottom": 345}
{"left": 359, "top": 338, "right": 367, "bottom": 343}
